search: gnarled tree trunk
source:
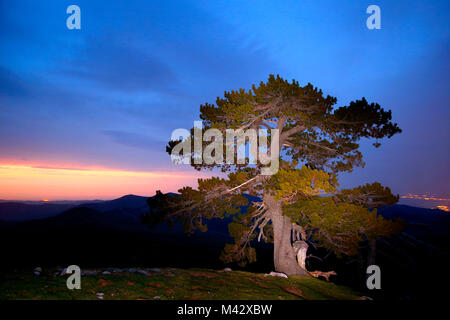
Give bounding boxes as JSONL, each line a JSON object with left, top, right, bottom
{"left": 367, "top": 239, "right": 377, "bottom": 266}
{"left": 265, "top": 194, "right": 309, "bottom": 276}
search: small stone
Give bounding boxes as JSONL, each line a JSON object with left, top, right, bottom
{"left": 34, "top": 267, "right": 42, "bottom": 272}
{"left": 223, "top": 268, "right": 232, "bottom": 272}
{"left": 153, "top": 296, "right": 161, "bottom": 300}
{"left": 96, "top": 293, "right": 104, "bottom": 300}
{"left": 137, "top": 270, "right": 151, "bottom": 277}
{"left": 264, "top": 271, "right": 288, "bottom": 278}
{"left": 33, "top": 271, "right": 40, "bottom": 276}
{"left": 102, "top": 271, "right": 111, "bottom": 275}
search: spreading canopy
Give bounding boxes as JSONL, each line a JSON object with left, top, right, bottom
{"left": 146, "top": 75, "right": 403, "bottom": 269}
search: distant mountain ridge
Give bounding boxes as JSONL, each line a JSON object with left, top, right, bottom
{"left": 378, "top": 204, "right": 450, "bottom": 239}
{"left": 0, "top": 193, "right": 239, "bottom": 274}
{"left": 0, "top": 202, "right": 76, "bottom": 221}
{"left": 82, "top": 194, "right": 148, "bottom": 212}
{"left": 1, "top": 195, "right": 449, "bottom": 235}
{"left": 0, "top": 194, "right": 148, "bottom": 222}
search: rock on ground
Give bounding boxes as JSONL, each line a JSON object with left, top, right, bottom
{"left": 264, "top": 271, "right": 288, "bottom": 278}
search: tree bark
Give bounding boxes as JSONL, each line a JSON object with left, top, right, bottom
{"left": 293, "top": 240, "right": 308, "bottom": 270}
{"left": 367, "top": 239, "right": 377, "bottom": 266}
{"left": 265, "top": 194, "right": 309, "bottom": 276}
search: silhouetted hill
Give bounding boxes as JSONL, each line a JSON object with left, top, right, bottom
{"left": 0, "top": 195, "right": 448, "bottom": 299}
{"left": 0, "top": 219, "right": 14, "bottom": 228}
{"left": 0, "top": 202, "right": 75, "bottom": 221}
{"left": 16, "top": 207, "right": 109, "bottom": 230}
{"left": 0, "top": 197, "right": 258, "bottom": 274}
{"left": 82, "top": 194, "right": 148, "bottom": 212}
{"left": 0, "top": 194, "right": 148, "bottom": 222}
{"left": 378, "top": 204, "right": 450, "bottom": 241}
{"left": 342, "top": 205, "right": 450, "bottom": 300}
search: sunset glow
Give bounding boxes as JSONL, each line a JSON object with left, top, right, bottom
{"left": 0, "top": 164, "right": 205, "bottom": 200}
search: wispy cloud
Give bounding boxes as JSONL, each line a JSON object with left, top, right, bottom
{"left": 103, "top": 130, "right": 166, "bottom": 152}
{"left": 61, "top": 35, "right": 180, "bottom": 94}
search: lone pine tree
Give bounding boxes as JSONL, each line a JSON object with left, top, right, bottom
{"left": 145, "top": 75, "right": 404, "bottom": 276}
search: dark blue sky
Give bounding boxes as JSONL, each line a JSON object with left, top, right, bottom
{"left": 0, "top": 0, "right": 449, "bottom": 205}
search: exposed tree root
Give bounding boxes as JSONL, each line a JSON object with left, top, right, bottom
{"left": 308, "top": 270, "right": 337, "bottom": 282}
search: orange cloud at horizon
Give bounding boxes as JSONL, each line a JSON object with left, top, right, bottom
{"left": 0, "top": 164, "right": 206, "bottom": 201}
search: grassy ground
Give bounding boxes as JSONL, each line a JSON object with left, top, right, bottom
{"left": 0, "top": 268, "right": 361, "bottom": 300}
